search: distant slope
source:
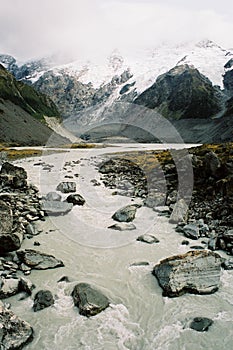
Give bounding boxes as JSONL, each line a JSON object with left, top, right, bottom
{"left": 0, "top": 65, "right": 68, "bottom": 146}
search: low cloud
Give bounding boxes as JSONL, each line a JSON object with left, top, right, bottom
{"left": 0, "top": 0, "right": 232, "bottom": 61}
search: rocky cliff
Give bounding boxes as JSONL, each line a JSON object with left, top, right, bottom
{"left": 0, "top": 65, "right": 68, "bottom": 146}
{"left": 134, "top": 64, "right": 223, "bottom": 119}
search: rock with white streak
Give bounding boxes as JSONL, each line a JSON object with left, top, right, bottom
{"left": 153, "top": 250, "right": 222, "bottom": 297}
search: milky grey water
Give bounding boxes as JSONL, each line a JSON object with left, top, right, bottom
{"left": 11, "top": 144, "right": 233, "bottom": 350}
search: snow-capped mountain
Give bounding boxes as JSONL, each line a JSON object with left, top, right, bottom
{"left": 1, "top": 39, "right": 233, "bottom": 143}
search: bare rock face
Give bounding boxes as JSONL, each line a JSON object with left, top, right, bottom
{"left": 0, "top": 304, "right": 33, "bottom": 349}
{"left": 153, "top": 250, "right": 222, "bottom": 297}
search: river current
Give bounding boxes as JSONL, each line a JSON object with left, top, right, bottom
{"left": 11, "top": 144, "right": 233, "bottom": 350}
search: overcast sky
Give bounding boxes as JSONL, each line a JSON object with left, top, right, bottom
{"left": 0, "top": 0, "right": 232, "bottom": 61}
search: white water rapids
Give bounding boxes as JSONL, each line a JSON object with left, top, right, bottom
{"left": 9, "top": 144, "right": 233, "bottom": 350}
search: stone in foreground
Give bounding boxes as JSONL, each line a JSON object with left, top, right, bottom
{"left": 17, "top": 249, "right": 64, "bottom": 270}
{"left": 0, "top": 303, "right": 33, "bottom": 349}
{"left": 72, "top": 283, "right": 109, "bottom": 317}
{"left": 41, "top": 200, "right": 73, "bottom": 216}
{"left": 169, "top": 199, "right": 188, "bottom": 224}
{"left": 153, "top": 250, "right": 222, "bottom": 297}
{"left": 137, "top": 234, "right": 160, "bottom": 244}
{"left": 112, "top": 204, "right": 139, "bottom": 222}
{"left": 108, "top": 223, "right": 136, "bottom": 231}
{"left": 33, "top": 290, "right": 54, "bottom": 312}
{"left": 188, "top": 317, "right": 213, "bottom": 332}
{"left": 56, "top": 181, "right": 76, "bottom": 193}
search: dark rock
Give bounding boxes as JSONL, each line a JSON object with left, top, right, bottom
{"left": 41, "top": 200, "right": 73, "bottom": 216}
{"left": 153, "top": 250, "right": 222, "bottom": 297}
{"left": 71, "top": 283, "right": 109, "bottom": 317}
{"left": 56, "top": 181, "right": 76, "bottom": 193}
{"left": 112, "top": 204, "right": 139, "bottom": 222}
{"left": 0, "top": 303, "right": 33, "bottom": 348}
{"left": 134, "top": 64, "right": 222, "bottom": 119}
{"left": 183, "top": 224, "right": 200, "bottom": 240}
{"left": 221, "top": 258, "right": 233, "bottom": 270}
{"left": 57, "top": 276, "right": 70, "bottom": 283}
{"left": 0, "top": 201, "right": 23, "bottom": 254}
{"left": 204, "top": 151, "right": 221, "bottom": 178}
{"left": 190, "top": 245, "right": 205, "bottom": 249}
{"left": 45, "top": 191, "right": 62, "bottom": 201}
{"left": 33, "top": 290, "right": 54, "bottom": 312}
{"left": 188, "top": 317, "right": 213, "bottom": 332}
{"left": 181, "top": 240, "right": 190, "bottom": 245}
{"left": 66, "top": 193, "right": 85, "bottom": 206}
{"left": 136, "top": 234, "right": 160, "bottom": 244}
{"left": 208, "top": 237, "right": 217, "bottom": 251}
{"left": 130, "top": 262, "right": 150, "bottom": 267}
{"left": 33, "top": 241, "right": 40, "bottom": 246}
{"left": 224, "top": 58, "right": 233, "bottom": 69}
{"left": 0, "top": 162, "right": 27, "bottom": 188}
{"left": 108, "top": 223, "right": 136, "bottom": 231}
{"left": 18, "top": 277, "right": 35, "bottom": 295}
{"left": 17, "top": 249, "right": 64, "bottom": 270}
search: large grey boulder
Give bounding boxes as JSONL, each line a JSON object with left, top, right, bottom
{"left": 56, "top": 181, "right": 76, "bottom": 193}
{"left": 41, "top": 200, "right": 73, "bottom": 216}
{"left": 45, "top": 191, "right": 62, "bottom": 201}
{"left": 112, "top": 204, "right": 139, "bottom": 222}
{"left": 187, "top": 317, "right": 213, "bottom": 332}
{"left": 0, "top": 304, "right": 33, "bottom": 349}
{"left": 71, "top": 283, "right": 109, "bottom": 317}
{"left": 17, "top": 249, "right": 64, "bottom": 270}
{"left": 0, "top": 200, "right": 23, "bottom": 254}
{"left": 153, "top": 250, "right": 222, "bottom": 297}
{"left": 169, "top": 199, "right": 188, "bottom": 224}
{"left": 33, "top": 290, "right": 54, "bottom": 312}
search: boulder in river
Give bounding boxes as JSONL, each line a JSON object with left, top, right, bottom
{"left": 0, "top": 200, "right": 23, "bottom": 254}
{"left": 66, "top": 193, "right": 85, "bottom": 206}
{"left": 41, "top": 200, "right": 73, "bottom": 216}
{"left": 108, "top": 223, "right": 136, "bottom": 231}
{"left": 137, "top": 234, "right": 160, "bottom": 244}
{"left": 183, "top": 224, "right": 200, "bottom": 240}
{"left": 17, "top": 249, "right": 64, "bottom": 270}
{"left": 153, "top": 250, "right": 222, "bottom": 297}
{"left": 0, "top": 303, "right": 33, "bottom": 349}
{"left": 71, "top": 283, "right": 109, "bottom": 317}
{"left": 187, "top": 317, "right": 213, "bottom": 332}
{"left": 45, "top": 192, "right": 62, "bottom": 201}
{"left": 56, "top": 181, "right": 76, "bottom": 193}
{"left": 33, "top": 290, "right": 54, "bottom": 312}
{"left": 112, "top": 204, "right": 140, "bottom": 222}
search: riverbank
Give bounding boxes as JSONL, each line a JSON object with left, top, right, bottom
{"left": 0, "top": 143, "right": 233, "bottom": 349}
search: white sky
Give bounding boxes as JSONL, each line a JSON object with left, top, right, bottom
{"left": 0, "top": 0, "right": 232, "bottom": 60}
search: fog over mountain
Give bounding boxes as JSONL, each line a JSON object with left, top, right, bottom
{"left": 0, "top": 0, "right": 233, "bottom": 61}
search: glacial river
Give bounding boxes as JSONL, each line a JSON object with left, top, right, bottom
{"left": 11, "top": 143, "right": 233, "bottom": 350}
